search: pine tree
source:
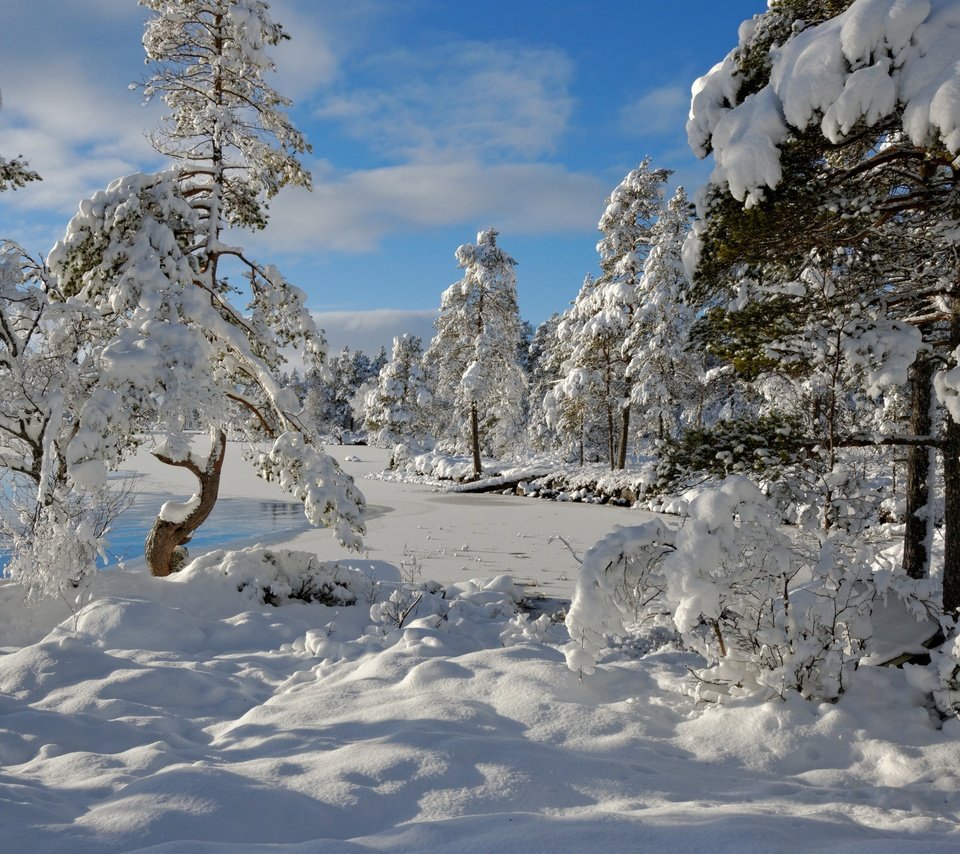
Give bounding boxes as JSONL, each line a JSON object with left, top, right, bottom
{"left": 547, "top": 276, "right": 608, "bottom": 465}
{"left": 625, "top": 186, "right": 701, "bottom": 442}
{"left": 555, "top": 161, "right": 670, "bottom": 469}
{"left": 362, "top": 334, "right": 432, "bottom": 448}
{"left": 526, "top": 314, "right": 564, "bottom": 453}
{"left": 425, "top": 229, "right": 527, "bottom": 478}
{"left": 49, "top": 1, "right": 363, "bottom": 576}
{"left": 687, "top": 0, "right": 960, "bottom": 607}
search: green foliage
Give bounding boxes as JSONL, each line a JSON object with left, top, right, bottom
{"left": 656, "top": 413, "right": 809, "bottom": 491}
{"left": 0, "top": 155, "right": 40, "bottom": 192}
{"left": 692, "top": 301, "right": 807, "bottom": 380}
{"left": 692, "top": 127, "right": 886, "bottom": 299}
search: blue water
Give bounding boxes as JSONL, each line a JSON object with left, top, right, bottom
{"left": 1, "top": 492, "right": 311, "bottom": 571}
{"left": 102, "top": 492, "right": 311, "bottom": 566}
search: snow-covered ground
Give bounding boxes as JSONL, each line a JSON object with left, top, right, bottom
{"left": 1, "top": 446, "right": 959, "bottom": 852}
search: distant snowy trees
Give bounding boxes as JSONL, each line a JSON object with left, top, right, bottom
{"left": 362, "top": 334, "right": 432, "bottom": 448}
{"left": 551, "top": 161, "right": 670, "bottom": 469}
{"left": 425, "top": 229, "right": 527, "bottom": 478}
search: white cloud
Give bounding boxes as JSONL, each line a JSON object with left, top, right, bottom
{"left": 315, "top": 40, "right": 574, "bottom": 161}
{"left": 312, "top": 308, "right": 439, "bottom": 356}
{"left": 251, "top": 159, "right": 607, "bottom": 254}
{"left": 266, "top": 1, "right": 340, "bottom": 98}
{"left": 620, "top": 84, "right": 692, "bottom": 139}
{"left": 0, "top": 0, "right": 162, "bottom": 225}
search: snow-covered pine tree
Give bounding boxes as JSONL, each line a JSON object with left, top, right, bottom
{"left": 302, "top": 366, "right": 334, "bottom": 434}
{"left": 48, "top": 0, "right": 364, "bottom": 577}
{"left": 546, "top": 276, "right": 608, "bottom": 465}
{"left": 371, "top": 345, "right": 388, "bottom": 375}
{"left": 554, "top": 161, "right": 670, "bottom": 469}
{"left": 362, "top": 334, "right": 432, "bottom": 448}
{"left": 328, "top": 348, "right": 361, "bottom": 434}
{"left": 0, "top": 115, "right": 115, "bottom": 601}
{"left": 0, "top": 240, "right": 127, "bottom": 602}
{"left": 687, "top": 0, "right": 960, "bottom": 608}
{"left": 425, "top": 229, "right": 527, "bottom": 478}
{"left": 625, "top": 185, "right": 702, "bottom": 443}
{"left": 526, "top": 313, "right": 564, "bottom": 453}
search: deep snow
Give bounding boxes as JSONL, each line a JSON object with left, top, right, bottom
{"left": 1, "top": 446, "right": 958, "bottom": 852}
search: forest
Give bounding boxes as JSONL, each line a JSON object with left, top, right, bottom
{"left": 2, "top": 3, "right": 960, "bottom": 848}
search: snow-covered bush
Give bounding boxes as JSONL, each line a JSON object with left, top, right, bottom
{"left": 921, "top": 634, "right": 960, "bottom": 716}
{"left": 4, "top": 500, "right": 108, "bottom": 606}
{"left": 565, "top": 476, "right": 933, "bottom": 701}
{"left": 179, "top": 547, "right": 376, "bottom": 607}
{"left": 368, "top": 574, "right": 523, "bottom": 636}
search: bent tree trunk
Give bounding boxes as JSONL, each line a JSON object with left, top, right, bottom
{"left": 145, "top": 430, "right": 228, "bottom": 577}
{"left": 903, "top": 355, "right": 934, "bottom": 579}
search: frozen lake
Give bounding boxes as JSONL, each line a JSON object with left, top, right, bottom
{"left": 5, "top": 444, "right": 650, "bottom": 598}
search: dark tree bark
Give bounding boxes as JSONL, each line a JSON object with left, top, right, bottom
{"left": 903, "top": 355, "right": 934, "bottom": 579}
{"left": 943, "top": 412, "right": 960, "bottom": 613}
{"left": 616, "top": 404, "right": 630, "bottom": 470}
{"left": 470, "top": 401, "right": 481, "bottom": 480}
{"left": 607, "top": 406, "right": 615, "bottom": 470}
{"left": 145, "top": 430, "right": 227, "bottom": 577}
{"left": 943, "top": 312, "right": 960, "bottom": 613}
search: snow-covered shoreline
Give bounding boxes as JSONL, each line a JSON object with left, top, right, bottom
{"left": 1, "top": 447, "right": 959, "bottom": 852}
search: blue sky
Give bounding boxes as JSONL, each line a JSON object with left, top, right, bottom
{"left": 0, "top": 0, "right": 762, "bottom": 353}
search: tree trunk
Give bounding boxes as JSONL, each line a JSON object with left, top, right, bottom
{"left": 607, "top": 406, "right": 615, "bottom": 470}
{"left": 903, "top": 355, "right": 934, "bottom": 579}
{"left": 943, "top": 311, "right": 960, "bottom": 613}
{"left": 145, "top": 430, "right": 227, "bottom": 577}
{"left": 470, "top": 401, "right": 481, "bottom": 480}
{"left": 616, "top": 403, "right": 630, "bottom": 470}
{"left": 943, "top": 413, "right": 960, "bottom": 614}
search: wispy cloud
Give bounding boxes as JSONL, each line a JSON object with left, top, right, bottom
{"left": 250, "top": 159, "right": 607, "bottom": 253}
{"left": 0, "top": 0, "right": 159, "bottom": 231}
{"left": 0, "top": 2, "right": 597, "bottom": 266}
{"left": 316, "top": 41, "right": 574, "bottom": 161}
{"left": 312, "top": 308, "right": 439, "bottom": 356}
{"left": 619, "top": 84, "right": 692, "bottom": 139}
{"left": 267, "top": 0, "right": 341, "bottom": 99}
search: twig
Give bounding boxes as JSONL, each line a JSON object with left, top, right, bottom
{"left": 549, "top": 534, "right": 583, "bottom": 564}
